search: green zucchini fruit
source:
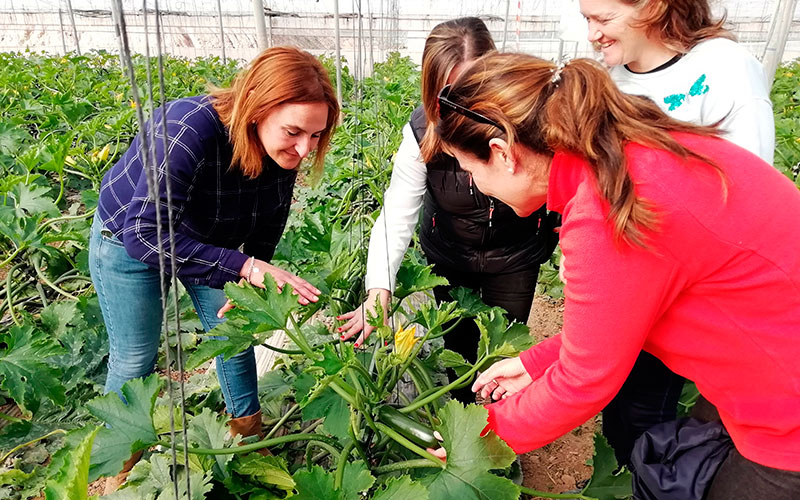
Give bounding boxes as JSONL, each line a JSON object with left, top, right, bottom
{"left": 376, "top": 405, "right": 439, "bottom": 449}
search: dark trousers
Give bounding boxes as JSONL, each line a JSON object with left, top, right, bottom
{"left": 707, "top": 448, "right": 800, "bottom": 500}
{"left": 603, "top": 351, "right": 686, "bottom": 466}
{"left": 431, "top": 263, "right": 539, "bottom": 403}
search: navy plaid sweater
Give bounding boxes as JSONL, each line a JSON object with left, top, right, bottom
{"left": 96, "top": 96, "right": 297, "bottom": 289}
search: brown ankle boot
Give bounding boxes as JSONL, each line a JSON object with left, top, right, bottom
{"left": 103, "top": 449, "right": 143, "bottom": 494}
{"left": 228, "top": 410, "right": 270, "bottom": 456}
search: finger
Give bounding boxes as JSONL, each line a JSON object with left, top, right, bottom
{"left": 472, "top": 367, "right": 498, "bottom": 392}
{"left": 216, "top": 300, "right": 234, "bottom": 318}
{"left": 340, "top": 319, "right": 365, "bottom": 341}
{"left": 337, "top": 310, "right": 357, "bottom": 321}
{"left": 433, "top": 431, "right": 443, "bottom": 442}
{"left": 491, "top": 385, "right": 507, "bottom": 401}
{"left": 353, "top": 325, "right": 375, "bottom": 348}
{"left": 427, "top": 447, "right": 447, "bottom": 462}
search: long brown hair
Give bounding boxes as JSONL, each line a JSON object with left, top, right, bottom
{"left": 625, "top": 0, "right": 734, "bottom": 52}
{"left": 419, "top": 17, "right": 495, "bottom": 162}
{"left": 211, "top": 46, "right": 339, "bottom": 179}
{"left": 437, "top": 53, "right": 721, "bottom": 247}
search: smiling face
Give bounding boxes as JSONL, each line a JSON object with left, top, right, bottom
{"left": 450, "top": 140, "right": 551, "bottom": 217}
{"left": 579, "top": 0, "right": 655, "bottom": 69}
{"left": 256, "top": 101, "right": 329, "bottom": 170}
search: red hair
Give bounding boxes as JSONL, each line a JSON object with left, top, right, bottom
{"left": 211, "top": 46, "right": 339, "bottom": 178}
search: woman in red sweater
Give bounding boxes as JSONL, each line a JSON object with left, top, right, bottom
{"left": 435, "top": 52, "right": 800, "bottom": 498}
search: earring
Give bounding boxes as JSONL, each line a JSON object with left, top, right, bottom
{"left": 507, "top": 167, "right": 514, "bottom": 173}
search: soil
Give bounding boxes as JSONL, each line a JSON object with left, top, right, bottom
{"left": 520, "top": 295, "right": 596, "bottom": 498}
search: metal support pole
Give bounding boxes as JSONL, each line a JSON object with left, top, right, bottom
{"left": 501, "top": 0, "right": 511, "bottom": 51}
{"left": 252, "top": 0, "right": 268, "bottom": 51}
{"left": 267, "top": 13, "right": 273, "bottom": 48}
{"left": 65, "top": 0, "right": 81, "bottom": 55}
{"left": 217, "top": 0, "right": 226, "bottom": 64}
{"left": 58, "top": 9, "right": 67, "bottom": 54}
{"left": 763, "top": 0, "right": 799, "bottom": 88}
{"left": 334, "top": 0, "right": 343, "bottom": 105}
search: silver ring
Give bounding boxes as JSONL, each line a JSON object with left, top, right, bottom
{"left": 252, "top": 267, "right": 260, "bottom": 273}
{"left": 492, "top": 379, "right": 499, "bottom": 387}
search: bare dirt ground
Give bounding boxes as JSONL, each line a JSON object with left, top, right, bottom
{"left": 520, "top": 295, "right": 596, "bottom": 498}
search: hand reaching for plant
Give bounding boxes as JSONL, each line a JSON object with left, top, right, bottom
{"left": 217, "top": 258, "right": 321, "bottom": 318}
{"left": 336, "top": 288, "right": 391, "bottom": 347}
{"left": 471, "top": 357, "right": 533, "bottom": 401}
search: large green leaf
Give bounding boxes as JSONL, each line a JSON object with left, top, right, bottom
{"left": 476, "top": 309, "right": 534, "bottom": 361}
{"left": 300, "top": 385, "right": 350, "bottom": 440}
{"left": 187, "top": 408, "right": 233, "bottom": 481}
{"left": 43, "top": 426, "right": 99, "bottom": 500}
{"left": 225, "top": 454, "right": 296, "bottom": 499}
{"left": 121, "top": 454, "right": 213, "bottom": 500}
{"left": 420, "top": 401, "right": 519, "bottom": 500}
{"left": 372, "top": 476, "right": 429, "bottom": 500}
{"left": 87, "top": 374, "right": 161, "bottom": 481}
{"left": 0, "top": 325, "right": 66, "bottom": 415}
{"left": 293, "top": 466, "right": 338, "bottom": 500}
{"left": 184, "top": 320, "right": 271, "bottom": 371}
{"left": 582, "top": 434, "right": 632, "bottom": 500}
{"left": 223, "top": 276, "right": 300, "bottom": 331}
{"left": 394, "top": 260, "right": 448, "bottom": 300}
{"left": 449, "top": 287, "right": 493, "bottom": 317}
{"left": 340, "top": 461, "right": 375, "bottom": 500}
{"left": 9, "top": 183, "right": 59, "bottom": 218}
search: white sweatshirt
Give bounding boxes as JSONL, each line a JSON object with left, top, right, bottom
{"left": 610, "top": 37, "right": 775, "bottom": 164}
{"left": 365, "top": 123, "right": 428, "bottom": 291}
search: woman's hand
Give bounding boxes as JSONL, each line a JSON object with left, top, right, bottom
{"left": 217, "top": 258, "right": 321, "bottom": 318}
{"left": 335, "top": 288, "right": 391, "bottom": 347}
{"left": 471, "top": 357, "right": 533, "bottom": 401}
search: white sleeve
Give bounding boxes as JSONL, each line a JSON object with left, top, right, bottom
{"left": 365, "top": 124, "right": 428, "bottom": 291}
{"left": 706, "top": 52, "right": 775, "bottom": 164}
{"left": 718, "top": 98, "right": 775, "bottom": 165}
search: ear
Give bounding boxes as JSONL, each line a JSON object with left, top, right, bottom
{"left": 488, "top": 138, "right": 515, "bottom": 173}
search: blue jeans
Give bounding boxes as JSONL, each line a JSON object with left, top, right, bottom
{"left": 88, "top": 217, "right": 259, "bottom": 418}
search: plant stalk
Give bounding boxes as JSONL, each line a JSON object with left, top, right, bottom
{"left": 373, "top": 458, "right": 442, "bottom": 474}
{"left": 517, "top": 485, "right": 598, "bottom": 500}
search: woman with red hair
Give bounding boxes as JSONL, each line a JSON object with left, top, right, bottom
{"left": 90, "top": 46, "right": 338, "bottom": 492}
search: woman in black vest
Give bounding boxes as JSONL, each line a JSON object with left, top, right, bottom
{"left": 337, "top": 17, "right": 558, "bottom": 402}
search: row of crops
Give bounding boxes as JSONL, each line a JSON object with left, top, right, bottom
{"left": 0, "top": 49, "right": 798, "bottom": 499}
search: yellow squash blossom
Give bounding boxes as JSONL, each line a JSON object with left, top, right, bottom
{"left": 394, "top": 324, "right": 418, "bottom": 360}
{"left": 98, "top": 144, "right": 110, "bottom": 162}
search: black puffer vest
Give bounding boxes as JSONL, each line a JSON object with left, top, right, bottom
{"left": 410, "top": 106, "right": 556, "bottom": 274}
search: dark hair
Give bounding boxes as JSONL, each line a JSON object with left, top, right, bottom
{"left": 419, "top": 17, "right": 495, "bottom": 162}
{"left": 437, "top": 52, "right": 722, "bottom": 247}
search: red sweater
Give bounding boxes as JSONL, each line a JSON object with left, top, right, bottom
{"left": 486, "top": 133, "right": 800, "bottom": 471}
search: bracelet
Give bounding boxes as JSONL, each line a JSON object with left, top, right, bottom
{"left": 245, "top": 256, "right": 255, "bottom": 283}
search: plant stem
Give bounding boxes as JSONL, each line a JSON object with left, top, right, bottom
{"left": 5, "top": 264, "right": 23, "bottom": 326}
{"left": 430, "top": 317, "right": 463, "bottom": 339}
{"left": 373, "top": 459, "right": 443, "bottom": 475}
{"left": 160, "top": 432, "right": 342, "bottom": 455}
{"left": 400, "top": 358, "right": 487, "bottom": 414}
{"left": 264, "top": 403, "right": 299, "bottom": 440}
{"left": 37, "top": 208, "right": 96, "bottom": 233}
{"left": 517, "top": 485, "right": 598, "bottom": 500}
{"left": 0, "top": 429, "right": 67, "bottom": 463}
{"left": 374, "top": 422, "right": 444, "bottom": 468}
{"left": 334, "top": 441, "right": 355, "bottom": 490}
{"left": 0, "top": 247, "right": 26, "bottom": 270}
{"left": 0, "top": 410, "right": 24, "bottom": 424}
{"left": 31, "top": 255, "right": 79, "bottom": 301}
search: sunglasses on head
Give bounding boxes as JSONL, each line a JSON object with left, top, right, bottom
{"left": 437, "top": 84, "right": 502, "bottom": 129}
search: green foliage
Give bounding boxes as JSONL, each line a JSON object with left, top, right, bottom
{"left": 420, "top": 401, "right": 519, "bottom": 500}
{"left": 86, "top": 375, "right": 161, "bottom": 481}
{"left": 582, "top": 434, "right": 633, "bottom": 500}
{"left": 0, "top": 325, "right": 66, "bottom": 415}
{"left": 771, "top": 61, "right": 800, "bottom": 187}
{"left": 43, "top": 426, "right": 99, "bottom": 500}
